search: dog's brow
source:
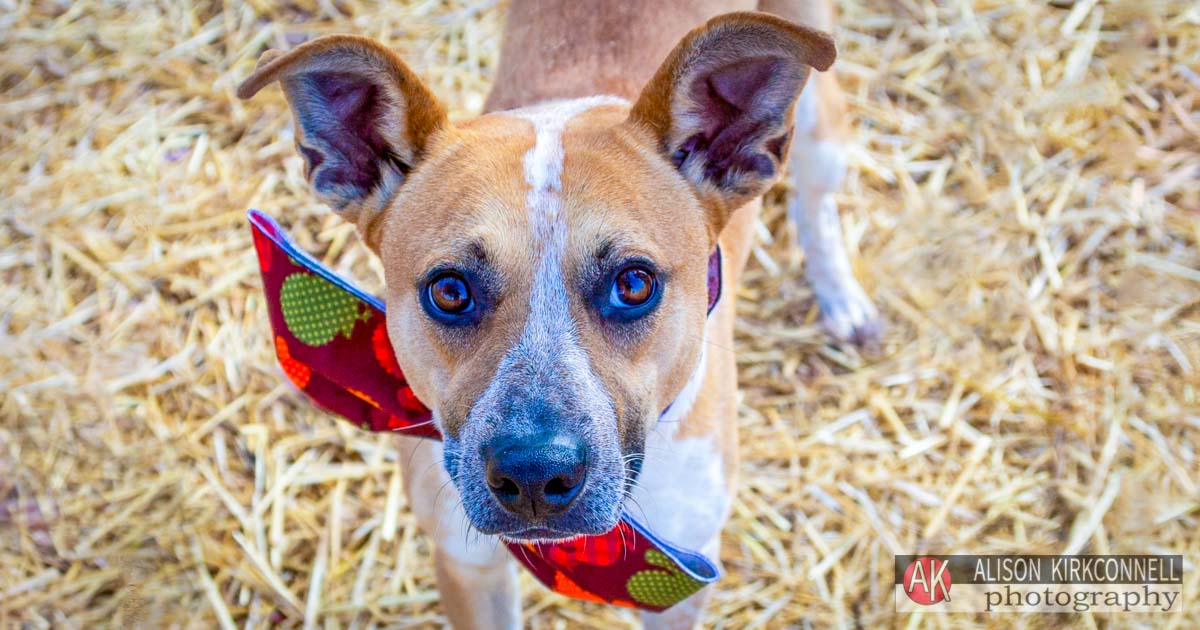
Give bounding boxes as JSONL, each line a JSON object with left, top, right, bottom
{"left": 436, "top": 238, "right": 489, "bottom": 269}
{"left": 594, "top": 238, "right": 615, "bottom": 263}
{"left": 466, "top": 240, "right": 489, "bottom": 266}
{"left": 592, "top": 235, "right": 657, "bottom": 268}
{"left": 423, "top": 239, "right": 496, "bottom": 288}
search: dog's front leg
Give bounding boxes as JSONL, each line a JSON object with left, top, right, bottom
{"left": 399, "top": 437, "right": 521, "bottom": 630}
{"left": 758, "top": 0, "right": 881, "bottom": 347}
{"left": 788, "top": 70, "right": 882, "bottom": 347}
{"left": 433, "top": 549, "right": 520, "bottom": 629}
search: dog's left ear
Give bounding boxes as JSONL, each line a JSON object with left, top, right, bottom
{"left": 629, "top": 12, "right": 835, "bottom": 234}
{"left": 237, "top": 35, "right": 447, "bottom": 229}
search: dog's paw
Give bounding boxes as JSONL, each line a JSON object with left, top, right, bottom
{"left": 815, "top": 282, "right": 882, "bottom": 349}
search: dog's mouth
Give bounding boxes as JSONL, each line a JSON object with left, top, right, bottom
{"left": 497, "top": 475, "right": 642, "bottom": 544}
{"left": 493, "top": 474, "right": 641, "bottom": 542}
{"left": 445, "top": 435, "right": 628, "bottom": 542}
{"left": 499, "top": 526, "right": 580, "bottom": 543}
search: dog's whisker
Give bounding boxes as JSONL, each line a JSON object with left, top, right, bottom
{"left": 514, "top": 540, "right": 534, "bottom": 568}
{"left": 393, "top": 418, "right": 438, "bottom": 433}
{"left": 432, "top": 477, "right": 455, "bottom": 512}
{"left": 683, "top": 329, "right": 745, "bottom": 361}
{"left": 616, "top": 521, "right": 629, "bottom": 563}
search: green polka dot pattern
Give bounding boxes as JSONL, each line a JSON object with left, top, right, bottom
{"left": 626, "top": 549, "right": 705, "bottom": 608}
{"left": 279, "top": 273, "right": 370, "bottom": 346}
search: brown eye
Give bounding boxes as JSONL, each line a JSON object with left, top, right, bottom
{"left": 429, "top": 273, "right": 473, "bottom": 314}
{"left": 611, "top": 266, "right": 656, "bottom": 308}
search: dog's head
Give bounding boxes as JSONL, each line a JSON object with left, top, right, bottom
{"left": 239, "top": 12, "right": 834, "bottom": 541}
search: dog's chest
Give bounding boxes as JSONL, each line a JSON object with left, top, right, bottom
{"left": 627, "top": 411, "right": 731, "bottom": 552}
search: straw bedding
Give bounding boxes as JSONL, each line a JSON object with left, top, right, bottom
{"left": 2, "top": 0, "right": 1197, "bottom": 627}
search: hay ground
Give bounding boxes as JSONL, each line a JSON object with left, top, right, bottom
{"left": 2, "top": 0, "right": 1198, "bottom": 627}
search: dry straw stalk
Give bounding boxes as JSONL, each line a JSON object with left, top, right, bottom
{"left": 2, "top": 0, "right": 1197, "bottom": 628}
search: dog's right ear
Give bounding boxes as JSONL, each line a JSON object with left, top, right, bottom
{"left": 238, "top": 35, "right": 447, "bottom": 228}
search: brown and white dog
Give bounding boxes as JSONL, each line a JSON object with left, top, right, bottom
{"left": 238, "top": 1, "right": 879, "bottom": 627}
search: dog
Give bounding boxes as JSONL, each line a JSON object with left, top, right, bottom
{"left": 238, "top": 1, "right": 880, "bottom": 627}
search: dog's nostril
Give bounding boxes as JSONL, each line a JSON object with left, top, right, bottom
{"left": 483, "top": 433, "right": 587, "bottom": 519}
{"left": 486, "top": 462, "right": 521, "bottom": 498}
{"left": 541, "top": 462, "right": 585, "bottom": 509}
{"left": 492, "top": 476, "right": 520, "bottom": 498}
{"left": 544, "top": 475, "right": 576, "bottom": 497}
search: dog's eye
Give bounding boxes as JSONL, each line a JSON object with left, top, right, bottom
{"left": 428, "top": 273, "right": 473, "bottom": 314}
{"left": 610, "top": 266, "right": 656, "bottom": 308}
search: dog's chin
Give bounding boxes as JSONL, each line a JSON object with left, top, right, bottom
{"left": 470, "top": 504, "right": 623, "bottom": 543}
{"left": 498, "top": 527, "right": 585, "bottom": 544}
{"left": 460, "top": 494, "right": 625, "bottom": 544}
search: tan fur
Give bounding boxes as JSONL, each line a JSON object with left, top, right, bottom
{"left": 240, "top": 3, "right": 854, "bottom": 628}
{"left": 486, "top": 0, "right": 758, "bottom": 111}
{"left": 562, "top": 110, "right": 711, "bottom": 421}
{"left": 375, "top": 114, "right": 535, "bottom": 433}
{"left": 676, "top": 198, "right": 761, "bottom": 484}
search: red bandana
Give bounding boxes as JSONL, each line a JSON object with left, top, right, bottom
{"left": 248, "top": 210, "right": 721, "bottom": 611}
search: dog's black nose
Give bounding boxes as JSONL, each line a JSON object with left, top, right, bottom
{"left": 483, "top": 433, "right": 586, "bottom": 520}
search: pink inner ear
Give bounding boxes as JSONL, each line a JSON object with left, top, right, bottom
{"left": 690, "top": 56, "right": 786, "bottom": 139}
{"left": 709, "top": 57, "right": 781, "bottom": 113}
{"left": 291, "top": 71, "right": 403, "bottom": 199}
{"left": 680, "top": 55, "right": 803, "bottom": 186}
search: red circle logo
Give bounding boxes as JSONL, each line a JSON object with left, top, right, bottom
{"left": 903, "top": 557, "right": 952, "bottom": 605}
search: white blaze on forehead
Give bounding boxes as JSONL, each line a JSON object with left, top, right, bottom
{"left": 469, "top": 97, "right": 629, "bottom": 436}
{"left": 514, "top": 97, "right": 629, "bottom": 183}
{"left": 511, "top": 95, "right": 628, "bottom": 238}
{"left": 507, "top": 96, "right": 627, "bottom": 382}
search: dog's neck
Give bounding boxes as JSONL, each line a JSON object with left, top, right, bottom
{"left": 485, "top": 0, "right": 756, "bottom": 111}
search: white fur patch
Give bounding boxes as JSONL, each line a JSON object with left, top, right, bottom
{"left": 655, "top": 343, "right": 708, "bottom": 438}
{"left": 628, "top": 322, "right": 728, "bottom": 551}
{"left": 791, "top": 77, "right": 846, "bottom": 193}
{"left": 787, "top": 90, "right": 881, "bottom": 344}
{"left": 794, "top": 139, "right": 847, "bottom": 197}
{"left": 628, "top": 430, "right": 728, "bottom": 551}
{"left": 502, "top": 96, "right": 629, "bottom": 416}
{"left": 794, "top": 78, "right": 820, "bottom": 136}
